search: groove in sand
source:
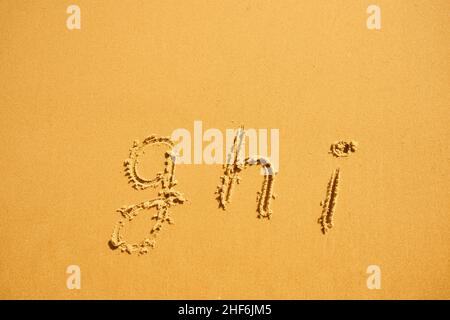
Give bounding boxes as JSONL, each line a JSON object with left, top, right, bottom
{"left": 318, "top": 168, "right": 340, "bottom": 234}
{"left": 110, "top": 135, "right": 186, "bottom": 255}
{"left": 216, "top": 126, "right": 276, "bottom": 219}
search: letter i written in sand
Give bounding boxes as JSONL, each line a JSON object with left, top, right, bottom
{"left": 318, "top": 140, "right": 358, "bottom": 234}
{"left": 318, "top": 168, "right": 340, "bottom": 234}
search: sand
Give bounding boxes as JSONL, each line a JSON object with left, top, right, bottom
{"left": 216, "top": 126, "right": 276, "bottom": 219}
{"left": 0, "top": 0, "right": 449, "bottom": 299}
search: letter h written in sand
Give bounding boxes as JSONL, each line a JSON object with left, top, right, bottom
{"left": 215, "top": 126, "right": 277, "bottom": 219}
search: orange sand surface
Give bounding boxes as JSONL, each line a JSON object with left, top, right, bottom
{"left": 0, "top": 0, "right": 449, "bottom": 299}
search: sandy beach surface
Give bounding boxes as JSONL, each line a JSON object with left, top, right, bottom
{"left": 0, "top": 1, "right": 449, "bottom": 299}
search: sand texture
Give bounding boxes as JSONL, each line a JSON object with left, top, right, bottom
{"left": 0, "top": 1, "right": 449, "bottom": 299}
